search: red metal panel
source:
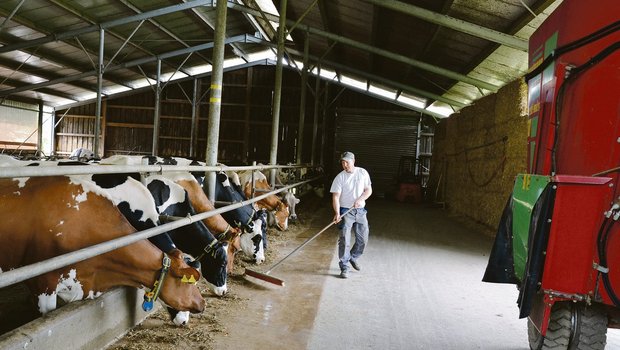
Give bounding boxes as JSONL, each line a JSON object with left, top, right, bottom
{"left": 541, "top": 177, "right": 613, "bottom": 295}
{"left": 527, "top": 0, "right": 620, "bottom": 184}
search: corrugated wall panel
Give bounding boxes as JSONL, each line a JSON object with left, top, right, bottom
{"left": 334, "top": 111, "right": 419, "bottom": 197}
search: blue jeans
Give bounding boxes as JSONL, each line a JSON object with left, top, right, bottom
{"left": 338, "top": 207, "right": 369, "bottom": 272}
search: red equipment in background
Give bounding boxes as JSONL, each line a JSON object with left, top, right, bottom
{"left": 523, "top": 0, "right": 620, "bottom": 348}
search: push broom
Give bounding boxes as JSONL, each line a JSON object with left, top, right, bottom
{"left": 244, "top": 207, "right": 355, "bottom": 286}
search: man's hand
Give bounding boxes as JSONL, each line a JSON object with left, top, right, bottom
{"left": 333, "top": 213, "right": 341, "bottom": 224}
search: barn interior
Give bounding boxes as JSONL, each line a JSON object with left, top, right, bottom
{"left": 0, "top": 0, "right": 618, "bottom": 349}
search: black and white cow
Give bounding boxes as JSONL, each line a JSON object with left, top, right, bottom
{"left": 206, "top": 170, "right": 266, "bottom": 263}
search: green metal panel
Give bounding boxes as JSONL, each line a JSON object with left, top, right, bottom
{"left": 512, "top": 174, "right": 551, "bottom": 281}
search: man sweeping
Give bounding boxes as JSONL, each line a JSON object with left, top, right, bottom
{"left": 330, "top": 151, "right": 373, "bottom": 279}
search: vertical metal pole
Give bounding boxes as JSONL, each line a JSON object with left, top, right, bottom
{"left": 37, "top": 101, "right": 43, "bottom": 156}
{"left": 320, "top": 82, "right": 329, "bottom": 166}
{"left": 94, "top": 28, "right": 104, "bottom": 158}
{"left": 415, "top": 117, "right": 422, "bottom": 176}
{"left": 152, "top": 59, "right": 162, "bottom": 156}
{"left": 51, "top": 110, "right": 56, "bottom": 157}
{"left": 190, "top": 78, "right": 199, "bottom": 158}
{"left": 270, "top": 0, "right": 288, "bottom": 185}
{"left": 295, "top": 32, "right": 309, "bottom": 165}
{"left": 310, "top": 66, "right": 320, "bottom": 165}
{"left": 243, "top": 67, "right": 253, "bottom": 163}
{"left": 206, "top": 0, "right": 228, "bottom": 200}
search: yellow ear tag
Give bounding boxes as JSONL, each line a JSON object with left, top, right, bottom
{"left": 182, "top": 275, "right": 197, "bottom": 284}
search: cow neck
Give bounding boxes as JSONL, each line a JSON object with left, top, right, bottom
{"left": 192, "top": 239, "right": 220, "bottom": 262}
{"left": 176, "top": 179, "right": 231, "bottom": 237}
{"left": 142, "top": 253, "right": 171, "bottom": 311}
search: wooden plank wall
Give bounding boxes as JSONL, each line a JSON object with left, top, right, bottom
{"left": 54, "top": 65, "right": 412, "bottom": 166}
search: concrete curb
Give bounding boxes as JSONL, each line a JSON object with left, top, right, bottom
{"left": 0, "top": 287, "right": 156, "bottom": 350}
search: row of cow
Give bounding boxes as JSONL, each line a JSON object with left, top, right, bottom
{"left": 0, "top": 154, "right": 303, "bottom": 327}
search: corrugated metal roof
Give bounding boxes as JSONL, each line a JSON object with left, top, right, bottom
{"left": 0, "top": 0, "right": 563, "bottom": 117}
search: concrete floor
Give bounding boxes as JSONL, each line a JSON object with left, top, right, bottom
{"left": 5, "top": 197, "right": 620, "bottom": 349}
{"left": 213, "top": 197, "right": 620, "bottom": 350}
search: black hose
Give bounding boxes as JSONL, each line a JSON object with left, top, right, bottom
{"left": 524, "top": 20, "right": 620, "bottom": 82}
{"left": 599, "top": 218, "right": 620, "bottom": 306}
{"left": 550, "top": 41, "right": 620, "bottom": 174}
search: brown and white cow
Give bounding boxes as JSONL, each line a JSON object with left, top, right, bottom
{"left": 237, "top": 170, "right": 290, "bottom": 231}
{"left": 100, "top": 156, "right": 258, "bottom": 272}
{"left": 0, "top": 175, "right": 205, "bottom": 315}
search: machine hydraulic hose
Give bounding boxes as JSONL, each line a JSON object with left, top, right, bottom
{"left": 551, "top": 41, "right": 620, "bottom": 174}
{"left": 524, "top": 19, "right": 620, "bottom": 82}
{"left": 597, "top": 203, "right": 620, "bottom": 306}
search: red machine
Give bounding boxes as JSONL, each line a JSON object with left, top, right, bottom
{"left": 484, "top": 1, "right": 620, "bottom": 349}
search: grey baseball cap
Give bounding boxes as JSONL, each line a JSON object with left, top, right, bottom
{"left": 340, "top": 151, "right": 355, "bottom": 161}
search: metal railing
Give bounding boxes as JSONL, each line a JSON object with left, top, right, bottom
{"left": 0, "top": 162, "right": 322, "bottom": 289}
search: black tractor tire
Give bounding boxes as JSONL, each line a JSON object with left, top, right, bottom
{"left": 528, "top": 301, "right": 607, "bottom": 350}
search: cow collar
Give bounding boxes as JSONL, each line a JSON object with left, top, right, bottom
{"left": 193, "top": 238, "right": 220, "bottom": 262}
{"left": 142, "top": 253, "right": 171, "bottom": 312}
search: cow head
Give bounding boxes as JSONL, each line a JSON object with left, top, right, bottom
{"left": 282, "top": 191, "right": 300, "bottom": 222}
{"left": 146, "top": 176, "right": 229, "bottom": 296}
{"left": 214, "top": 172, "right": 255, "bottom": 233}
{"left": 273, "top": 201, "right": 290, "bottom": 231}
{"left": 158, "top": 249, "right": 205, "bottom": 314}
{"left": 199, "top": 240, "right": 229, "bottom": 296}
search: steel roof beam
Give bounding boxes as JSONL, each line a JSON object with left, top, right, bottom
{"left": 0, "top": 28, "right": 134, "bottom": 91}
{"left": 0, "top": 34, "right": 260, "bottom": 97}
{"left": 361, "top": 0, "right": 528, "bottom": 51}
{"left": 125, "top": 0, "right": 214, "bottom": 64}
{"left": 0, "top": 56, "right": 97, "bottom": 92}
{"left": 0, "top": 0, "right": 213, "bottom": 55}
{"left": 279, "top": 45, "right": 465, "bottom": 108}
{"left": 0, "top": 76, "right": 79, "bottom": 102}
{"left": 55, "top": 58, "right": 277, "bottom": 110}
{"left": 49, "top": 0, "right": 195, "bottom": 79}
{"left": 228, "top": 3, "right": 498, "bottom": 92}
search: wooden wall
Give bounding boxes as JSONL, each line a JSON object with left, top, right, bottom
{"left": 54, "top": 65, "right": 414, "bottom": 167}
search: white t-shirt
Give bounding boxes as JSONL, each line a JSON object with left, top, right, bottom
{"left": 330, "top": 167, "right": 372, "bottom": 208}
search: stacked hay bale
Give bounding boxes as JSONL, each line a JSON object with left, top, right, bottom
{"left": 428, "top": 78, "right": 528, "bottom": 233}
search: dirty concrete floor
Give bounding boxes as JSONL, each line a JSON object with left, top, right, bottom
{"left": 210, "top": 197, "right": 620, "bottom": 350}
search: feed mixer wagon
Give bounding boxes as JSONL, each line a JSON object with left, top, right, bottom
{"left": 483, "top": 0, "right": 620, "bottom": 349}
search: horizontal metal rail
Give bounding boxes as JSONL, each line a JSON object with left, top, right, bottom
{"left": 0, "top": 163, "right": 315, "bottom": 179}
{"left": 0, "top": 177, "right": 319, "bottom": 289}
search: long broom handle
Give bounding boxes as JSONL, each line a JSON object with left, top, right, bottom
{"left": 264, "top": 207, "right": 355, "bottom": 275}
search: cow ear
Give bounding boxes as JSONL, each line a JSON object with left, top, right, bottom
{"left": 168, "top": 250, "right": 202, "bottom": 281}
{"left": 295, "top": 198, "right": 300, "bottom": 204}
